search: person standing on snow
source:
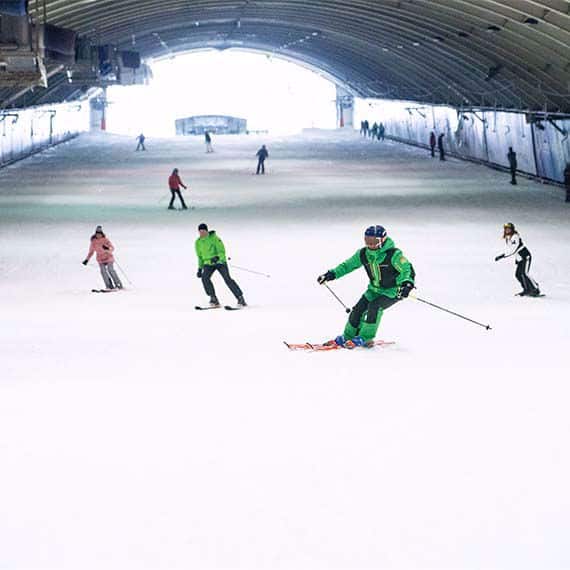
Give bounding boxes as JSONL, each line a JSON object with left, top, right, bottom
{"left": 378, "top": 122, "right": 385, "bottom": 141}
{"left": 317, "top": 225, "right": 415, "bottom": 348}
{"left": 507, "top": 147, "right": 518, "bottom": 185}
{"left": 495, "top": 222, "right": 541, "bottom": 296}
{"left": 195, "top": 223, "right": 246, "bottom": 307}
{"left": 371, "top": 122, "right": 378, "bottom": 139}
{"left": 136, "top": 133, "right": 146, "bottom": 151}
{"left": 205, "top": 131, "right": 213, "bottom": 153}
{"left": 82, "top": 225, "right": 123, "bottom": 290}
{"left": 255, "top": 145, "right": 269, "bottom": 175}
{"left": 564, "top": 162, "right": 570, "bottom": 203}
{"left": 429, "top": 131, "right": 436, "bottom": 157}
{"left": 438, "top": 133, "right": 446, "bottom": 161}
{"left": 168, "top": 168, "right": 188, "bottom": 210}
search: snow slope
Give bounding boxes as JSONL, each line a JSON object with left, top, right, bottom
{"left": 0, "top": 130, "right": 569, "bottom": 569}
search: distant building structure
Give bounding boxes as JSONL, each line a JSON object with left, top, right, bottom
{"left": 175, "top": 115, "right": 247, "bottom": 135}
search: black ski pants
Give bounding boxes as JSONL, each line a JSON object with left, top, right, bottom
{"left": 510, "top": 167, "right": 517, "bottom": 185}
{"left": 515, "top": 255, "right": 539, "bottom": 294}
{"left": 349, "top": 294, "right": 400, "bottom": 328}
{"left": 201, "top": 263, "right": 243, "bottom": 300}
{"left": 256, "top": 159, "right": 266, "bottom": 174}
{"left": 169, "top": 189, "right": 187, "bottom": 209}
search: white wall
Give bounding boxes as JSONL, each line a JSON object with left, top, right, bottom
{"left": 355, "top": 99, "right": 570, "bottom": 183}
{"left": 0, "top": 100, "right": 90, "bottom": 167}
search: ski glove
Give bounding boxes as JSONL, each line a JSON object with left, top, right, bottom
{"left": 210, "top": 256, "right": 220, "bottom": 264}
{"left": 102, "top": 245, "right": 109, "bottom": 251}
{"left": 197, "top": 268, "right": 203, "bottom": 278}
{"left": 82, "top": 259, "right": 88, "bottom": 266}
{"left": 317, "top": 271, "right": 335, "bottom": 284}
{"left": 494, "top": 254, "right": 505, "bottom": 262}
{"left": 398, "top": 281, "right": 414, "bottom": 299}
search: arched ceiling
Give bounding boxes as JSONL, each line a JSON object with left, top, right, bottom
{"left": 3, "top": 0, "right": 570, "bottom": 111}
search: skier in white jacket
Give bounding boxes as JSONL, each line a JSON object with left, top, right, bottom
{"left": 495, "top": 222, "right": 541, "bottom": 296}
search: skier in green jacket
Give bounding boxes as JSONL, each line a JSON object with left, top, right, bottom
{"left": 195, "top": 223, "right": 246, "bottom": 307}
{"left": 317, "top": 225, "right": 415, "bottom": 348}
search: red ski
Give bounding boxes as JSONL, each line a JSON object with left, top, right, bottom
{"left": 284, "top": 340, "right": 394, "bottom": 351}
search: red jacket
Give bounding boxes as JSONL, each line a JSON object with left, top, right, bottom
{"left": 169, "top": 174, "right": 186, "bottom": 190}
{"left": 429, "top": 133, "right": 436, "bottom": 146}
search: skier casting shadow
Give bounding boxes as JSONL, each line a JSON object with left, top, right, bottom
{"left": 168, "top": 168, "right": 188, "bottom": 210}
{"left": 318, "top": 225, "right": 415, "bottom": 348}
{"left": 82, "top": 225, "right": 123, "bottom": 290}
{"left": 195, "top": 223, "right": 246, "bottom": 307}
{"left": 495, "top": 222, "right": 541, "bottom": 296}
{"left": 255, "top": 145, "right": 269, "bottom": 174}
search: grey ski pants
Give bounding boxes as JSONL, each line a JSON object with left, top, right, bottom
{"left": 99, "top": 262, "right": 123, "bottom": 289}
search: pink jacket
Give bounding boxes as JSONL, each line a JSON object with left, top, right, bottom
{"left": 86, "top": 236, "right": 115, "bottom": 264}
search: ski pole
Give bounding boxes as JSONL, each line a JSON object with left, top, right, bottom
{"left": 411, "top": 293, "right": 492, "bottom": 330}
{"left": 114, "top": 258, "right": 134, "bottom": 287}
{"left": 324, "top": 283, "right": 351, "bottom": 314}
{"left": 227, "top": 258, "right": 271, "bottom": 278}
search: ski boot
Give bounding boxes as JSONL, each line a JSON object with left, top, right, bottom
{"left": 237, "top": 296, "right": 247, "bottom": 307}
{"left": 209, "top": 296, "right": 220, "bottom": 308}
{"left": 323, "top": 335, "right": 346, "bottom": 347}
{"left": 346, "top": 336, "right": 374, "bottom": 349}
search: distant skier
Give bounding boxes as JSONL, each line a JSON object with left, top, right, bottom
{"left": 205, "top": 131, "right": 213, "bottom": 153}
{"left": 438, "top": 133, "right": 445, "bottom": 161}
{"left": 378, "top": 122, "right": 385, "bottom": 141}
{"left": 429, "top": 131, "right": 436, "bottom": 157}
{"left": 495, "top": 222, "right": 541, "bottom": 297}
{"left": 507, "top": 147, "right": 518, "bottom": 185}
{"left": 136, "top": 133, "right": 146, "bottom": 151}
{"left": 371, "top": 122, "right": 378, "bottom": 139}
{"left": 360, "top": 121, "right": 366, "bottom": 136}
{"left": 256, "top": 144, "right": 269, "bottom": 175}
{"left": 168, "top": 168, "right": 188, "bottom": 210}
{"left": 363, "top": 120, "right": 369, "bottom": 137}
{"left": 195, "top": 223, "right": 246, "bottom": 307}
{"left": 317, "top": 225, "right": 415, "bottom": 348}
{"left": 82, "top": 225, "right": 123, "bottom": 290}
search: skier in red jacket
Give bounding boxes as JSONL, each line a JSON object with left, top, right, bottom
{"left": 168, "top": 168, "right": 188, "bottom": 210}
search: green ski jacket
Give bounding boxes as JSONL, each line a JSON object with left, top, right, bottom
{"left": 331, "top": 237, "right": 415, "bottom": 298}
{"left": 195, "top": 231, "right": 227, "bottom": 268}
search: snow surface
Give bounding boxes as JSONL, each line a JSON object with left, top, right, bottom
{"left": 0, "top": 130, "right": 569, "bottom": 569}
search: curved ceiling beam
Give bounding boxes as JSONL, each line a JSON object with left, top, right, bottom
{"left": 7, "top": 0, "right": 569, "bottom": 112}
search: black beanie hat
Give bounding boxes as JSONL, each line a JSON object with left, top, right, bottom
{"left": 198, "top": 223, "right": 208, "bottom": 231}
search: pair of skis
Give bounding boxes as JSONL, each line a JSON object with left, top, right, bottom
{"left": 195, "top": 305, "right": 243, "bottom": 311}
{"left": 284, "top": 339, "right": 394, "bottom": 352}
{"left": 91, "top": 288, "right": 122, "bottom": 293}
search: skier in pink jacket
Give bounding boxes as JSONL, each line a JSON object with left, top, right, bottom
{"left": 82, "top": 225, "right": 123, "bottom": 290}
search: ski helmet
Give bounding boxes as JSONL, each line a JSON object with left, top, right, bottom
{"left": 504, "top": 222, "right": 515, "bottom": 231}
{"left": 365, "top": 225, "right": 387, "bottom": 239}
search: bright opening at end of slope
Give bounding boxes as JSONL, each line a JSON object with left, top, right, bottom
{"left": 105, "top": 50, "right": 337, "bottom": 136}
